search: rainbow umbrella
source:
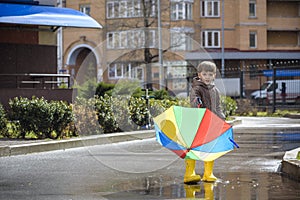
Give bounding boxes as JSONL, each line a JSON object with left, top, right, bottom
{"left": 153, "top": 106, "right": 239, "bottom": 161}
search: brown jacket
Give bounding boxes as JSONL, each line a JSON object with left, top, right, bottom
{"left": 190, "top": 77, "right": 225, "bottom": 120}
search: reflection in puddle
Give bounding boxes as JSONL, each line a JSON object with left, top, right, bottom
{"left": 103, "top": 131, "right": 300, "bottom": 199}
{"left": 105, "top": 172, "right": 300, "bottom": 199}
{"left": 184, "top": 182, "right": 215, "bottom": 199}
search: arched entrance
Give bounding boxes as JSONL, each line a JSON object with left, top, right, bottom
{"left": 66, "top": 45, "right": 98, "bottom": 85}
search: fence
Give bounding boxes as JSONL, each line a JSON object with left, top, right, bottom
{"left": 236, "top": 66, "right": 300, "bottom": 112}
{"left": 0, "top": 73, "right": 73, "bottom": 109}
{"left": 0, "top": 73, "right": 70, "bottom": 89}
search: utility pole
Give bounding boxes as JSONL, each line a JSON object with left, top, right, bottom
{"left": 221, "top": 0, "right": 225, "bottom": 77}
{"left": 57, "top": 0, "right": 63, "bottom": 74}
{"left": 157, "top": 0, "right": 164, "bottom": 89}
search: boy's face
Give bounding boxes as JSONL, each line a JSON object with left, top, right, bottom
{"left": 198, "top": 71, "right": 215, "bottom": 85}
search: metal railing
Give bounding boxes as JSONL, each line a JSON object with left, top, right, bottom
{"left": 0, "top": 73, "right": 70, "bottom": 89}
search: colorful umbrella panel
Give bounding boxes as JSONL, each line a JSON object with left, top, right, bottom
{"left": 154, "top": 106, "right": 239, "bottom": 161}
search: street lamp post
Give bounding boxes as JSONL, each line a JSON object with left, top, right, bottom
{"left": 221, "top": 0, "right": 225, "bottom": 78}
{"left": 158, "top": 0, "right": 164, "bottom": 89}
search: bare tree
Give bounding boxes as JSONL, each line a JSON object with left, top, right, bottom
{"left": 105, "top": 0, "right": 194, "bottom": 89}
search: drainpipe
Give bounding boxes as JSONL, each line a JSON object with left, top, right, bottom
{"left": 221, "top": 0, "right": 225, "bottom": 78}
{"left": 272, "top": 67, "right": 277, "bottom": 113}
{"left": 158, "top": 0, "right": 164, "bottom": 89}
{"left": 57, "top": 0, "right": 63, "bottom": 74}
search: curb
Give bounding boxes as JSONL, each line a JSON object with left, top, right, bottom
{"left": 281, "top": 147, "right": 300, "bottom": 181}
{"left": 233, "top": 126, "right": 300, "bottom": 134}
{"left": 1, "top": 119, "right": 299, "bottom": 157}
{"left": 0, "top": 119, "right": 241, "bottom": 158}
{"left": 228, "top": 119, "right": 242, "bottom": 126}
{"left": 284, "top": 113, "right": 300, "bottom": 119}
{"left": 0, "top": 130, "right": 155, "bottom": 157}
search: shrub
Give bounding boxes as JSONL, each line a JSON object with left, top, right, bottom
{"left": 127, "top": 96, "right": 149, "bottom": 129}
{"left": 235, "top": 98, "right": 253, "bottom": 116}
{"left": 4, "top": 94, "right": 238, "bottom": 139}
{"left": 95, "top": 82, "right": 115, "bottom": 97}
{"left": 73, "top": 97, "right": 105, "bottom": 135}
{"left": 221, "top": 96, "right": 237, "bottom": 117}
{"left": 94, "top": 94, "right": 120, "bottom": 133}
{"left": 0, "top": 103, "right": 8, "bottom": 137}
{"left": 111, "top": 79, "right": 141, "bottom": 96}
{"left": 8, "top": 97, "right": 73, "bottom": 139}
{"left": 153, "top": 89, "right": 172, "bottom": 100}
{"left": 74, "top": 78, "right": 98, "bottom": 99}
{"left": 72, "top": 95, "right": 190, "bottom": 134}
{"left": 48, "top": 100, "right": 73, "bottom": 139}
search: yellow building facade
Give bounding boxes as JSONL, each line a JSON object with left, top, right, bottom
{"left": 63, "top": 0, "right": 300, "bottom": 94}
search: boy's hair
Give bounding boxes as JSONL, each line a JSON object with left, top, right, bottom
{"left": 197, "top": 61, "right": 217, "bottom": 73}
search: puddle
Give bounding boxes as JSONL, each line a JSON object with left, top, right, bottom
{"left": 104, "top": 172, "right": 300, "bottom": 199}
{"left": 102, "top": 132, "right": 300, "bottom": 199}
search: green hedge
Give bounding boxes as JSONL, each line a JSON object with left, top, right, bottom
{"left": 8, "top": 97, "right": 73, "bottom": 139}
{"left": 0, "top": 94, "right": 237, "bottom": 139}
{"left": 73, "top": 95, "right": 190, "bottom": 134}
{"left": 0, "top": 104, "right": 8, "bottom": 136}
{"left": 221, "top": 96, "right": 237, "bottom": 117}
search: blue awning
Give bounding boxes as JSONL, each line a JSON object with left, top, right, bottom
{"left": 263, "top": 69, "right": 300, "bottom": 77}
{"left": 0, "top": 3, "right": 102, "bottom": 29}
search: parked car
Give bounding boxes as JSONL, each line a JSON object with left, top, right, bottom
{"left": 251, "top": 80, "right": 300, "bottom": 104}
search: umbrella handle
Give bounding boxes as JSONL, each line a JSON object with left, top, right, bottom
{"left": 229, "top": 138, "right": 239, "bottom": 148}
{"left": 194, "top": 97, "right": 203, "bottom": 108}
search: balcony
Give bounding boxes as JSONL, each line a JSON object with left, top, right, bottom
{"left": 267, "top": 17, "right": 300, "bottom": 31}
{"left": 0, "top": 73, "right": 75, "bottom": 109}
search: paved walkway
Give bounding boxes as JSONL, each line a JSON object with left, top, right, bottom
{"left": 0, "top": 116, "right": 299, "bottom": 180}
{"left": 0, "top": 116, "right": 300, "bottom": 156}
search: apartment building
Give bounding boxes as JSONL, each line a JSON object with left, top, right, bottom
{"left": 186, "top": 0, "right": 300, "bottom": 93}
{"left": 63, "top": 0, "right": 300, "bottom": 94}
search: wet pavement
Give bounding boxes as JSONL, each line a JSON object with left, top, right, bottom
{"left": 0, "top": 116, "right": 300, "bottom": 199}
{"left": 93, "top": 129, "right": 300, "bottom": 200}
{"left": 104, "top": 172, "right": 299, "bottom": 199}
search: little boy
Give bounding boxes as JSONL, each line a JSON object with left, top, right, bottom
{"left": 184, "top": 61, "right": 225, "bottom": 184}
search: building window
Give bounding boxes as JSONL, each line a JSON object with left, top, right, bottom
{"left": 131, "top": 30, "right": 145, "bottom": 48}
{"left": 145, "top": 0, "right": 156, "bottom": 17}
{"left": 249, "top": 31, "right": 257, "bottom": 48}
{"left": 119, "top": 31, "right": 128, "bottom": 48}
{"left": 107, "top": 0, "right": 156, "bottom": 19}
{"left": 107, "top": 2, "right": 114, "bottom": 18}
{"left": 134, "top": 67, "right": 144, "bottom": 80}
{"left": 202, "top": 31, "right": 220, "bottom": 48}
{"left": 131, "top": 1, "right": 141, "bottom": 17}
{"left": 107, "top": 33, "right": 114, "bottom": 49}
{"left": 171, "top": 31, "right": 193, "bottom": 51}
{"left": 108, "top": 63, "right": 144, "bottom": 80}
{"left": 109, "top": 63, "right": 124, "bottom": 78}
{"left": 107, "top": 32, "right": 121, "bottom": 49}
{"left": 171, "top": 1, "right": 193, "bottom": 20}
{"left": 107, "top": 30, "right": 156, "bottom": 49}
{"left": 249, "top": 0, "right": 256, "bottom": 18}
{"left": 119, "top": 1, "right": 128, "bottom": 17}
{"left": 79, "top": 4, "right": 91, "bottom": 16}
{"left": 201, "top": 0, "right": 220, "bottom": 17}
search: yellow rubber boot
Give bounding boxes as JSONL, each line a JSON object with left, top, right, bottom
{"left": 203, "top": 182, "right": 214, "bottom": 200}
{"left": 184, "top": 159, "right": 201, "bottom": 184}
{"left": 184, "top": 184, "right": 201, "bottom": 199}
{"left": 202, "top": 161, "right": 217, "bottom": 182}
